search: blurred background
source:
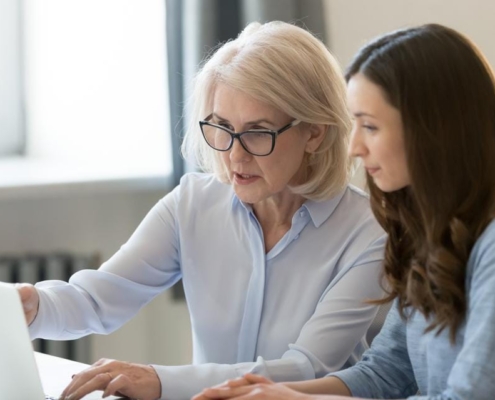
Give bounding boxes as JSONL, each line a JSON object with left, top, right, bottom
{"left": 1, "top": 0, "right": 494, "bottom": 366}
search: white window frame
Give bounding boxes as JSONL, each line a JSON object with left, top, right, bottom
{"left": 0, "top": 0, "right": 25, "bottom": 156}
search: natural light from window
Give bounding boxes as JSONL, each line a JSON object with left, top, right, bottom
{"left": 18, "top": 0, "right": 171, "bottom": 186}
{"left": 0, "top": 0, "right": 24, "bottom": 156}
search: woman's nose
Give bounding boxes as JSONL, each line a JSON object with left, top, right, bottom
{"left": 348, "top": 130, "right": 367, "bottom": 158}
{"left": 229, "top": 138, "right": 251, "bottom": 163}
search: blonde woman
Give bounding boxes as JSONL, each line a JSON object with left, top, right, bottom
{"left": 18, "top": 21, "right": 385, "bottom": 400}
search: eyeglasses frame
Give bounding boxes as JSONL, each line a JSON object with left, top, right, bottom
{"left": 199, "top": 114, "right": 302, "bottom": 156}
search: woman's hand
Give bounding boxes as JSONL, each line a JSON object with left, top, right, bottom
{"left": 15, "top": 283, "right": 39, "bottom": 325}
{"left": 59, "top": 358, "right": 161, "bottom": 400}
{"left": 193, "top": 374, "right": 267, "bottom": 400}
{"left": 193, "top": 374, "right": 310, "bottom": 400}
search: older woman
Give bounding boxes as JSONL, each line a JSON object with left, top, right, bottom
{"left": 18, "top": 21, "right": 385, "bottom": 400}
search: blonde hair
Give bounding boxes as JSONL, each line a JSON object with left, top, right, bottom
{"left": 181, "top": 21, "right": 352, "bottom": 201}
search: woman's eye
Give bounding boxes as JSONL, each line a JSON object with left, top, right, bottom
{"left": 362, "top": 124, "right": 377, "bottom": 133}
{"left": 219, "top": 123, "right": 233, "bottom": 130}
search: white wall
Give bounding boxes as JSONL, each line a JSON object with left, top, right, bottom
{"left": 324, "top": 0, "right": 495, "bottom": 75}
{"left": 324, "top": 0, "right": 495, "bottom": 189}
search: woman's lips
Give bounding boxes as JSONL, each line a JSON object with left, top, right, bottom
{"left": 233, "top": 172, "right": 260, "bottom": 185}
{"left": 365, "top": 167, "right": 380, "bottom": 176}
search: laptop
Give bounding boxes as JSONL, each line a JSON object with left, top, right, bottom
{"left": 0, "top": 282, "right": 122, "bottom": 400}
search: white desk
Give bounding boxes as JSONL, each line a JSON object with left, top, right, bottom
{"left": 35, "top": 352, "right": 122, "bottom": 399}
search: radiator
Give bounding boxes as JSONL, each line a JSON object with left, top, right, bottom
{"left": 0, "top": 253, "right": 99, "bottom": 364}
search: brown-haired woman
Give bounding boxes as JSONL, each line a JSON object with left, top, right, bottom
{"left": 196, "top": 23, "right": 495, "bottom": 400}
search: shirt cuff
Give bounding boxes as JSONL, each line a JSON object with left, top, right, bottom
{"left": 151, "top": 363, "right": 240, "bottom": 400}
{"left": 28, "top": 285, "right": 65, "bottom": 340}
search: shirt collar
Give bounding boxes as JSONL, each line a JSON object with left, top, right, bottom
{"left": 303, "top": 188, "right": 347, "bottom": 228}
{"left": 231, "top": 187, "right": 348, "bottom": 228}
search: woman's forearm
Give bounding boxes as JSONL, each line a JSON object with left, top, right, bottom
{"left": 285, "top": 376, "right": 352, "bottom": 396}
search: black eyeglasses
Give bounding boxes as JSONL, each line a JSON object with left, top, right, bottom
{"left": 199, "top": 114, "right": 301, "bottom": 156}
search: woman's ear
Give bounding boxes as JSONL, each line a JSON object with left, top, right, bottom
{"left": 305, "top": 124, "right": 326, "bottom": 153}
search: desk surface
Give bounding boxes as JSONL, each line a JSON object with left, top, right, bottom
{"left": 35, "top": 352, "right": 122, "bottom": 399}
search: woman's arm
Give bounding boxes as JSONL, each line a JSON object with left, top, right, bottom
{"left": 28, "top": 188, "right": 182, "bottom": 341}
{"left": 285, "top": 376, "right": 351, "bottom": 396}
{"left": 194, "top": 374, "right": 359, "bottom": 400}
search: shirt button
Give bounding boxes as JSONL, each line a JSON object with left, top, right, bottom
{"left": 299, "top": 210, "right": 305, "bottom": 217}
{"left": 294, "top": 234, "right": 300, "bottom": 240}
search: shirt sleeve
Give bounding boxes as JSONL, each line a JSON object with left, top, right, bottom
{"left": 407, "top": 230, "right": 495, "bottom": 400}
{"left": 151, "top": 235, "right": 386, "bottom": 400}
{"left": 329, "top": 300, "right": 419, "bottom": 399}
{"left": 29, "top": 188, "right": 182, "bottom": 340}
{"left": 332, "top": 225, "right": 495, "bottom": 400}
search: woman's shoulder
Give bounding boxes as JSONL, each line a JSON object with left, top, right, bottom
{"left": 345, "top": 184, "right": 372, "bottom": 205}
{"left": 466, "top": 218, "right": 495, "bottom": 285}
{"left": 470, "top": 219, "right": 495, "bottom": 263}
{"left": 172, "top": 172, "right": 229, "bottom": 195}
{"left": 151, "top": 173, "right": 234, "bottom": 223}
{"left": 333, "top": 184, "right": 376, "bottom": 222}
{"left": 178, "top": 171, "right": 223, "bottom": 187}
{"left": 313, "top": 184, "right": 384, "bottom": 241}
{"left": 175, "top": 172, "right": 233, "bottom": 205}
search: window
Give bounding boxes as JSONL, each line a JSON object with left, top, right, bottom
{"left": 0, "top": 0, "right": 24, "bottom": 156}
{"left": 1, "top": 0, "right": 172, "bottom": 190}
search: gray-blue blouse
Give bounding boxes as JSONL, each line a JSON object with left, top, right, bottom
{"left": 331, "top": 220, "right": 495, "bottom": 400}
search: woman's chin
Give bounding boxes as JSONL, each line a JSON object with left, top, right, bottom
{"left": 232, "top": 184, "right": 267, "bottom": 205}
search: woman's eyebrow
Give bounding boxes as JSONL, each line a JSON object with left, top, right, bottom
{"left": 211, "top": 113, "right": 275, "bottom": 126}
{"left": 211, "top": 112, "right": 228, "bottom": 121}
{"left": 353, "top": 111, "right": 377, "bottom": 118}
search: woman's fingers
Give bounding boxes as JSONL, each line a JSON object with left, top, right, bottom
{"left": 60, "top": 363, "right": 107, "bottom": 399}
{"left": 60, "top": 359, "right": 161, "bottom": 400}
{"left": 226, "top": 377, "right": 252, "bottom": 388}
{"left": 194, "top": 375, "right": 273, "bottom": 399}
{"left": 201, "top": 384, "right": 259, "bottom": 399}
{"left": 102, "top": 374, "right": 131, "bottom": 398}
{"left": 63, "top": 372, "right": 114, "bottom": 400}
{"left": 243, "top": 374, "right": 273, "bottom": 385}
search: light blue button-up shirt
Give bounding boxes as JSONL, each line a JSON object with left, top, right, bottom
{"left": 30, "top": 173, "right": 386, "bottom": 400}
{"left": 331, "top": 220, "right": 495, "bottom": 400}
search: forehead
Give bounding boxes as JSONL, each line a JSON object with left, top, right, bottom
{"left": 211, "top": 84, "right": 286, "bottom": 121}
{"left": 212, "top": 84, "right": 261, "bottom": 108}
{"left": 346, "top": 73, "right": 392, "bottom": 116}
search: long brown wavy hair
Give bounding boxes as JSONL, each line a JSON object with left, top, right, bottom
{"left": 346, "top": 24, "right": 495, "bottom": 341}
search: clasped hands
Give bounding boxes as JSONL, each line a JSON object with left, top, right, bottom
{"left": 193, "top": 374, "right": 309, "bottom": 400}
{"left": 58, "top": 358, "right": 161, "bottom": 400}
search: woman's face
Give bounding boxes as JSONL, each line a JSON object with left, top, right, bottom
{"left": 347, "top": 73, "right": 410, "bottom": 192}
{"left": 211, "top": 84, "right": 320, "bottom": 204}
